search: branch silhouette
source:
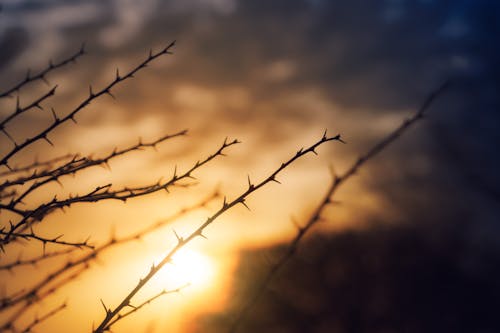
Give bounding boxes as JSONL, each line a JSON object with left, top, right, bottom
{"left": 0, "top": 190, "right": 219, "bottom": 325}
{"left": 0, "top": 44, "right": 85, "bottom": 99}
{"left": 0, "top": 41, "right": 175, "bottom": 168}
{"left": 228, "top": 81, "right": 450, "bottom": 333}
{"left": 92, "top": 132, "right": 344, "bottom": 332}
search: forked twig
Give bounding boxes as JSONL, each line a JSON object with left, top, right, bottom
{"left": 100, "top": 284, "right": 189, "bottom": 331}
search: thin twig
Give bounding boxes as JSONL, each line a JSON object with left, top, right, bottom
{"left": 0, "top": 248, "right": 76, "bottom": 271}
{"left": 0, "top": 44, "right": 85, "bottom": 99}
{"left": 0, "top": 85, "right": 57, "bottom": 133}
{"left": 18, "top": 302, "right": 67, "bottom": 333}
{"left": 0, "top": 154, "right": 74, "bottom": 177}
{"left": 0, "top": 230, "right": 93, "bottom": 250}
{"left": 102, "top": 284, "right": 189, "bottom": 331}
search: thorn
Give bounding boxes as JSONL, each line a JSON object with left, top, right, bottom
{"left": 41, "top": 74, "right": 50, "bottom": 85}
{"left": 2, "top": 128, "right": 16, "bottom": 145}
{"left": 105, "top": 89, "right": 115, "bottom": 99}
{"left": 322, "top": 129, "right": 328, "bottom": 140}
{"left": 328, "top": 164, "right": 339, "bottom": 181}
{"left": 15, "top": 95, "right": 20, "bottom": 112}
{"left": 100, "top": 299, "right": 108, "bottom": 314}
{"left": 116, "top": 68, "right": 121, "bottom": 80}
{"left": 89, "top": 85, "right": 94, "bottom": 97}
{"left": 291, "top": 216, "right": 303, "bottom": 231}
{"left": 50, "top": 108, "right": 59, "bottom": 121}
{"left": 173, "top": 229, "right": 183, "bottom": 243}
{"left": 270, "top": 176, "right": 281, "bottom": 184}
{"left": 34, "top": 102, "right": 44, "bottom": 111}
{"left": 80, "top": 41, "right": 86, "bottom": 54}
{"left": 247, "top": 174, "right": 253, "bottom": 189}
{"left": 43, "top": 135, "right": 54, "bottom": 146}
{"left": 335, "top": 134, "right": 346, "bottom": 144}
{"left": 240, "top": 199, "right": 250, "bottom": 211}
{"left": 55, "top": 177, "right": 63, "bottom": 187}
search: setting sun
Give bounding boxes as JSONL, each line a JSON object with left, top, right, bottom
{"left": 153, "top": 249, "right": 216, "bottom": 291}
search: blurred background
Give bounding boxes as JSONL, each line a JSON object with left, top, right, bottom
{"left": 0, "top": 0, "right": 499, "bottom": 332}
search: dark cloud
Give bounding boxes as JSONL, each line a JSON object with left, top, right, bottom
{"left": 0, "top": 27, "right": 29, "bottom": 71}
{"left": 198, "top": 221, "right": 500, "bottom": 333}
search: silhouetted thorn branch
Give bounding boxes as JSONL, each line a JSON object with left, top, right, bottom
{"left": 0, "top": 85, "right": 57, "bottom": 130}
{"left": 0, "top": 248, "right": 75, "bottom": 271}
{"left": 0, "top": 44, "right": 85, "bottom": 99}
{"left": 17, "top": 302, "right": 67, "bottom": 333}
{"left": 0, "top": 230, "right": 93, "bottom": 250}
{"left": 227, "top": 81, "right": 449, "bottom": 333}
{"left": 0, "top": 154, "right": 74, "bottom": 177}
{"left": 102, "top": 284, "right": 189, "bottom": 332}
{"left": 0, "top": 130, "right": 188, "bottom": 233}
{"left": 0, "top": 41, "right": 176, "bottom": 167}
{"left": 0, "top": 191, "right": 217, "bottom": 317}
{"left": 92, "top": 131, "right": 341, "bottom": 333}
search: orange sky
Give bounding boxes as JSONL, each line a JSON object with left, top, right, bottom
{"left": 2, "top": 1, "right": 498, "bottom": 332}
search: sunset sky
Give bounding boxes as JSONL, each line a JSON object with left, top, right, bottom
{"left": 1, "top": 1, "right": 499, "bottom": 332}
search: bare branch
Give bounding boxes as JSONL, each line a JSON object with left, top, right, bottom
{"left": 0, "top": 154, "right": 75, "bottom": 177}
{"left": 0, "top": 44, "right": 85, "bottom": 99}
{"left": 0, "top": 41, "right": 176, "bottom": 167}
{"left": 92, "top": 132, "right": 343, "bottom": 333}
{"left": 1, "top": 129, "right": 188, "bottom": 197}
{"left": 18, "top": 302, "right": 67, "bottom": 333}
{"left": 228, "top": 81, "right": 449, "bottom": 333}
{"left": 104, "top": 284, "right": 189, "bottom": 331}
{"left": 0, "top": 85, "right": 57, "bottom": 131}
{"left": 0, "top": 248, "right": 75, "bottom": 271}
{"left": 0, "top": 190, "right": 218, "bottom": 316}
{"left": 0, "top": 230, "right": 93, "bottom": 250}
{"left": 0, "top": 136, "right": 235, "bottom": 246}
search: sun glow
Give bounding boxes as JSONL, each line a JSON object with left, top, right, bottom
{"left": 153, "top": 248, "right": 216, "bottom": 291}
